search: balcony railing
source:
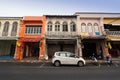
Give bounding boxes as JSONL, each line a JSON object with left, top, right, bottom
{"left": 46, "top": 32, "right": 77, "bottom": 38}
{"left": 106, "top": 31, "right": 120, "bottom": 36}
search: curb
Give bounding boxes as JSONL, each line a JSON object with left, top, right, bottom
{"left": 0, "top": 60, "right": 120, "bottom": 64}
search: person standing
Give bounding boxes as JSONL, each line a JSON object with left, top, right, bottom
{"left": 106, "top": 54, "right": 112, "bottom": 65}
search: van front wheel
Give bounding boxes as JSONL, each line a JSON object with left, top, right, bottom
{"left": 54, "top": 61, "right": 60, "bottom": 67}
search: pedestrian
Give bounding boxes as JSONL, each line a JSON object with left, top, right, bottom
{"left": 92, "top": 53, "right": 99, "bottom": 66}
{"left": 98, "top": 49, "right": 102, "bottom": 59}
{"left": 106, "top": 54, "right": 112, "bottom": 65}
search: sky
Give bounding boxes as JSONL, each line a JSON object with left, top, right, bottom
{"left": 0, "top": 0, "right": 120, "bottom": 17}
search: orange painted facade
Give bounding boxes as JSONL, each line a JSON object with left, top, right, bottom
{"left": 14, "top": 16, "right": 46, "bottom": 60}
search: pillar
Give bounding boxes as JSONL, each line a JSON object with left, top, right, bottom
{"left": 14, "top": 41, "right": 24, "bottom": 60}
{"left": 101, "top": 40, "right": 109, "bottom": 59}
{"left": 44, "top": 39, "right": 48, "bottom": 60}
{"left": 39, "top": 39, "right": 45, "bottom": 60}
{"left": 14, "top": 46, "right": 20, "bottom": 60}
{"left": 77, "top": 38, "right": 82, "bottom": 57}
{"left": 101, "top": 40, "right": 105, "bottom": 59}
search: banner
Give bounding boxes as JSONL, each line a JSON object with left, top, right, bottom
{"left": 16, "top": 41, "right": 21, "bottom": 47}
{"left": 108, "top": 42, "right": 112, "bottom": 49}
{"left": 81, "top": 32, "right": 88, "bottom": 36}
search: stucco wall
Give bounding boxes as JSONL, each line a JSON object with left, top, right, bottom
{"left": 46, "top": 17, "right": 77, "bottom": 33}
{"left": 0, "top": 18, "right": 22, "bottom": 38}
{"left": 76, "top": 17, "right": 104, "bottom": 36}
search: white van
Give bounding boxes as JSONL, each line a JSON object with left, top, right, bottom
{"left": 52, "top": 51, "right": 86, "bottom": 67}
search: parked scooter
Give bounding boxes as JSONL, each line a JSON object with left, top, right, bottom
{"left": 91, "top": 53, "right": 99, "bottom": 66}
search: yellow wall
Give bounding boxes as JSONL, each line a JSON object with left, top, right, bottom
{"left": 104, "top": 18, "right": 120, "bottom": 24}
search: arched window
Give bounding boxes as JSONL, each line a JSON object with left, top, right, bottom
{"left": 87, "top": 23, "right": 93, "bottom": 33}
{"left": 70, "top": 22, "right": 76, "bottom": 32}
{"left": 81, "top": 23, "right": 86, "bottom": 32}
{"left": 2, "top": 21, "right": 9, "bottom": 36}
{"left": 11, "top": 22, "right": 18, "bottom": 36}
{"left": 0, "top": 22, "right": 1, "bottom": 30}
{"left": 47, "top": 21, "right": 52, "bottom": 31}
{"left": 62, "top": 21, "right": 68, "bottom": 31}
{"left": 94, "top": 23, "right": 99, "bottom": 32}
{"left": 55, "top": 21, "right": 60, "bottom": 31}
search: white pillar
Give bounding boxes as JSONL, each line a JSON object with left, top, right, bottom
{"left": 44, "top": 39, "right": 48, "bottom": 60}
{"left": 0, "top": 22, "right": 4, "bottom": 36}
{"left": 100, "top": 17, "right": 104, "bottom": 35}
{"left": 77, "top": 39, "right": 82, "bottom": 57}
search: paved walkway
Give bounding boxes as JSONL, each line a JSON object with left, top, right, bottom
{"left": 0, "top": 58, "right": 120, "bottom": 64}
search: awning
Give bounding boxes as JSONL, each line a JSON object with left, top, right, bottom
{"left": 19, "top": 38, "right": 40, "bottom": 42}
{"left": 46, "top": 39, "right": 77, "bottom": 44}
{"left": 46, "top": 39, "right": 76, "bottom": 42}
{"left": 82, "top": 36, "right": 106, "bottom": 40}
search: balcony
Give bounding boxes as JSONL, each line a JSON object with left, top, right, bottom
{"left": 46, "top": 32, "right": 77, "bottom": 39}
{"left": 106, "top": 31, "right": 120, "bottom": 36}
{"left": 106, "top": 31, "right": 120, "bottom": 40}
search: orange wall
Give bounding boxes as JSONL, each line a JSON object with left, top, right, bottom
{"left": 14, "top": 16, "right": 46, "bottom": 60}
{"left": 19, "top": 16, "right": 46, "bottom": 39}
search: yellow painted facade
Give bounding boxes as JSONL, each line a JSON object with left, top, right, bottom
{"left": 104, "top": 18, "right": 120, "bottom": 24}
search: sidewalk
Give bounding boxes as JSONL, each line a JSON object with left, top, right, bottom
{"left": 0, "top": 58, "right": 120, "bottom": 64}
{"left": 86, "top": 58, "right": 120, "bottom": 64}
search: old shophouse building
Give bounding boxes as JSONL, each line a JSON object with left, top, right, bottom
{"left": 0, "top": 12, "right": 120, "bottom": 60}
{"left": 75, "top": 12, "right": 106, "bottom": 59}
{"left": 45, "top": 15, "right": 78, "bottom": 59}
{"left": 75, "top": 12, "right": 120, "bottom": 59}
{"left": 0, "top": 17, "right": 22, "bottom": 59}
{"left": 14, "top": 16, "right": 46, "bottom": 60}
{"left": 103, "top": 13, "right": 120, "bottom": 58}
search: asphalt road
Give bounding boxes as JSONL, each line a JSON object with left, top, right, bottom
{"left": 0, "top": 62, "right": 120, "bottom": 80}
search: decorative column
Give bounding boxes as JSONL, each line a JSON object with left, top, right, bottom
{"left": 14, "top": 41, "right": 23, "bottom": 60}
{"left": 44, "top": 39, "right": 48, "bottom": 60}
{"left": 77, "top": 36, "right": 82, "bottom": 57}
{"left": 0, "top": 23, "right": 4, "bottom": 36}
{"left": 39, "top": 39, "right": 45, "bottom": 60}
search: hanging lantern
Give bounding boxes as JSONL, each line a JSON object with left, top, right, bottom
{"left": 16, "top": 41, "right": 21, "bottom": 47}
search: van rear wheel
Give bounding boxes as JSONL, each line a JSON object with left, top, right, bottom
{"left": 54, "top": 61, "right": 60, "bottom": 67}
{"left": 78, "top": 61, "right": 84, "bottom": 67}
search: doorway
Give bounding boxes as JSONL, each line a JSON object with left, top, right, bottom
{"left": 82, "top": 42, "right": 97, "bottom": 58}
{"left": 10, "top": 44, "right": 16, "bottom": 56}
{"left": 23, "top": 42, "right": 39, "bottom": 59}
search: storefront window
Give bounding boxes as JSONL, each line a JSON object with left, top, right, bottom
{"left": 70, "top": 22, "right": 76, "bottom": 32}
{"left": 94, "top": 23, "right": 99, "bottom": 32}
{"left": 11, "top": 22, "right": 18, "bottom": 36}
{"left": 47, "top": 21, "right": 52, "bottom": 31}
{"left": 2, "top": 21, "right": 9, "bottom": 36}
{"left": 0, "top": 22, "right": 1, "bottom": 29}
{"left": 25, "top": 25, "right": 42, "bottom": 34}
{"left": 87, "top": 23, "right": 93, "bottom": 33}
{"left": 94, "top": 23, "right": 100, "bottom": 35}
{"left": 63, "top": 21, "right": 68, "bottom": 31}
{"left": 55, "top": 21, "right": 60, "bottom": 31}
{"left": 81, "top": 23, "right": 86, "bottom": 32}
